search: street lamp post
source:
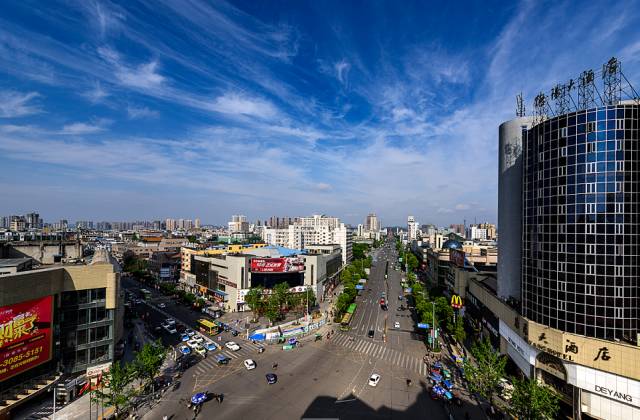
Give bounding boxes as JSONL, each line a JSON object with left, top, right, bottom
{"left": 431, "top": 301, "right": 436, "bottom": 350}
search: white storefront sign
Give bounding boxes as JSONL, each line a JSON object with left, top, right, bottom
{"left": 86, "top": 362, "right": 111, "bottom": 378}
{"left": 566, "top": 363, "right": 640, "bottom": 409}
{"left": 499, "top": 319, "right": 538, "bottom": 378}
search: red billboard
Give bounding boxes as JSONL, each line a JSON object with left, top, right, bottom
{"left": 250, "top": 258, "right": 304, "bottom": 273}
{"left": 0, "top": 296, "right": 53, "bottom": 382}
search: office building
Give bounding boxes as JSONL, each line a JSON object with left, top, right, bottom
{"left": 228, "top": 215, "right": 249, "bottom": 233}
{"left": 261, "top": 215, "right": 352, "bottom": 265}
{"left": 364, "top": 213, "right": 380, "bottom": 232}
{"left": 0, "top": 249, "right": 122, "bottom": 416}
{"left": 490, "top": 59, "right": 640, "bottom": 420}
{"left": 407, "top": 216, "right": 418, "bottom": 241}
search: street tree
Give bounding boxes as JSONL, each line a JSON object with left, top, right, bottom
{"left": 463, "top": 337, "right": 506, "bottom": 408}
{"left": 509, "top": 377, "right": 560, "bottom": 420}
{"left": 452, "top": 316, "right": 466, "bottom": 344}
{"left": 265, "top": 295, "right": 281, "bottom": 324}
{"left": 132, "top": 340, "right": 167, "bottom": 392}
{"left": 91, "top": 361, "right": 135, "bottom": 418}
{"left": 273, "top": 282, "right": 290, "bottom": 315}
{"left": 245, "top": 287, "right": 265, "bottom": 321}
{"left": 406, "top": 252, "right": 419, "bottom": 272}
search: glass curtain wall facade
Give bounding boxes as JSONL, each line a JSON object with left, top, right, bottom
{"left": 522, "top": 104, "right": 639, "bottom": 343}
{"left": 60, "top": 288, "right": 114, "bottom": 373}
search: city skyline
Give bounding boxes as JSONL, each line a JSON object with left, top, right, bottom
{"left": 2, "top": 1, "right": 639, "bottom": 225}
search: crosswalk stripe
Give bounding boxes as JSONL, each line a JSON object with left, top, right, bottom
{"left": 421, "top": 363, "right": 426, "bottom": 376}
{"left": 363, "top": 342, "right": 372, "bottom": 354}
{"left": 373, "top": 345, "right": 382, "bottom": 357}
{"left": 380, "top": 348, "right": 386, "bottom": 359}
{"left": 394, "top": 352, "right": 401, "bottom": 365}
{"left": 355, "top": 341, "right": 365, "bottom": 352}
{"left": 224, "top": 351, "right": 239, "bottom": 359}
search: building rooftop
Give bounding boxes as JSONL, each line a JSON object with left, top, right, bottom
{"left": 0, "top": 257, "right": 32, "bottom": 268}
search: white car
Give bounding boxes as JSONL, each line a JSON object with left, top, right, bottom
{"left": 243, "top": 359, "right": 256, "bottom": 370}
{"left": 394, "top": 321, "right": 400, "bottom": 329}
{"left": 158, "top": 303, "right": 166, "bottom": 309}
{"left": 162, "top": 323, "right": 177, "bottom": 334}
{"left": 193, "top": 344, "right": 206, "bottom": 356}
{"left": 165, "top": 318, "right": 176, "bottom": 325}
{"left": 225, "top": 341, "right": 240, "bottom": 351}
{"left": 191, "top": 335, "right": 205, "bottom": 344}
{"left": 186, "top": 339, "right": 200, "bottom": 349}
{"left": 368, "top": 373, "right": 381, "bottom": 387}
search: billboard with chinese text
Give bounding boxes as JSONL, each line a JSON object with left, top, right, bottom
{"left": 250, "top": 258, "right": 304, "bottom": 273}
{"left": 0, "top": 296, "right": 53, "bottom": 382}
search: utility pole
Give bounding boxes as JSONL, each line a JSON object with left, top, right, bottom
{"left": 52, "top": 386, "right": 56, "bottom": 420}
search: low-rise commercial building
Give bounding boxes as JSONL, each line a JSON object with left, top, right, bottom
{"left": 180, "top": 246, "right": 341, "bottom": 312}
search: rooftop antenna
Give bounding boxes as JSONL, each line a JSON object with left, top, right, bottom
{"left": 516, "top": 93, "right": 525, "bottom": 117}
{"left": 603, "top": 57, "right": 622, "bottom": 105}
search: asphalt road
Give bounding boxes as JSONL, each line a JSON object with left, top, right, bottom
{"left": 131, "top": 240, "right": 486, "bottom": 419}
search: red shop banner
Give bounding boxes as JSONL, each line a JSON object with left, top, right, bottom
{"left": 0, "top": 296, "right": 53, "bottom": 382}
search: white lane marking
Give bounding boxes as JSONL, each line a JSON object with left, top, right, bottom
{"left": 380, "top": 348, "right": 387, "bottom": 359}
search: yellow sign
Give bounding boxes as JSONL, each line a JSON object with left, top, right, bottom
{"left": 450, "top": 295, "right": 463, "bottom": 309}
{"left": 527, "top": 321, "right": 640, "bottom": 381}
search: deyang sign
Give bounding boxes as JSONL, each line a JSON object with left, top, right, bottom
{"left": 250, "top": 258, "right": 304, "bottom": 273}
{"left": 566, "top": 363, "right": 640, "bottom": 408}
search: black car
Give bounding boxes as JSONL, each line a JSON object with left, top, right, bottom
{"left": 266, "top": 373, "right": 277, "bottom": 384}
{"left": 367, "top": 330, "right": 374, "bottom": 338}
{"left": 231, "top": 330, "right": 239, "bottom": 336}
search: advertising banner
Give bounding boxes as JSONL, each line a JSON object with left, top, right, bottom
{"left": 250, "top": 258, "right": 304, "bottom": 273}
{"left": 0, "top": 296, "right": 53, "bottom": 382}
{"left": 450, "top": 249, "right": 465, "bottom": 268}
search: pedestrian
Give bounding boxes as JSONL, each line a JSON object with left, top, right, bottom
{"left": 219, "top": 394, "right": 224, "bottom": 403}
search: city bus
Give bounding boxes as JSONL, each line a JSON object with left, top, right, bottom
{"left": 196, "top": 318, "right": 221, "bottom": 335}
{"left": 139, "top": 289, "right": 152, "bottom": 300}
{"left": 340, "top": 303, "right": 357, "bottom": 331}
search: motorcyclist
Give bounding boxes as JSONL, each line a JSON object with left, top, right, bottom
{"left": 272, "top": 362, "right": 278, "bottom": 370}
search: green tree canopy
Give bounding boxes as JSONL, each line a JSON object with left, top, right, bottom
{"left": 92, "top": 361, "right": 135, "bottom": 417}
{"left": 509, "top": 377, "right": 560, "bottom": 420}
{"left": 133, "top": 340, "right": 167, "bottom": 391}
{"left": 464, "top": 338, "right": 506, "bottom": 406}
{"left": 265, "top": 295, "right": 281, "bottom": 323}
{"left": 273, "top": 282, "right": 291, "bottom": 314}
{"left": 245, "top": 287, "right": 265, "bottom": 321}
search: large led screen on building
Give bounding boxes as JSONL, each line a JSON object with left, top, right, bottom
{"left": 0, "top": 296, "right": 53, "bottom": 382}
{"left": 250, "top": 258, "right": 304, "bottom": 273}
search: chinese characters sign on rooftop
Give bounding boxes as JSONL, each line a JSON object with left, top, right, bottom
{"left": 0, "top": 296, "right": 53, "bottom": 382}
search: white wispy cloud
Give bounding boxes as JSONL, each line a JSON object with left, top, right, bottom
{"left": 0, "top": 91, "right": 41, "bottom": 118}
{"left": 60, "top": 119, "right": 110, "bottom": 135}
{"left": 83, "top": 81, "right": 109, "bottom": 103}
{"left": 210, "top": 93, "right": 278, "bottom": 119}
{"left": 127, "top": 105, "right": 159, "bottom": 119}
{"left": 335, "top": 59, "right": 351, "bottom": 85}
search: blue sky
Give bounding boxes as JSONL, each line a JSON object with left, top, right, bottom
{"left": 1, "top": 0, "right": 640, "bottom": 226}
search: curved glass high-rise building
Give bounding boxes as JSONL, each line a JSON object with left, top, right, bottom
{"left": 522, "top": 103, "right": 639, "bottom": 343}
